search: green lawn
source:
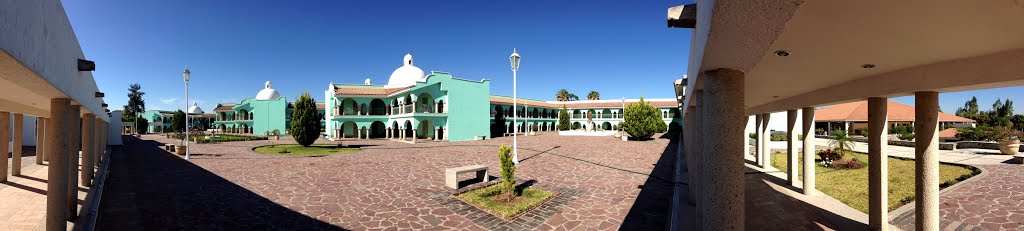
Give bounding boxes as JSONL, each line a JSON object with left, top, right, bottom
{"left": 252, "top": 144, "right": 360, "bottom": 156}
{"left": 457, "top": 184, "right": 555, "bottom": 219}
{"left": 769, "top": 151, "right": 978, "bottom": 213}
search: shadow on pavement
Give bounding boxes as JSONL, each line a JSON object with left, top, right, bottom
{"left": 619, "top": 131, "right": 678, "bottom": 230}
{"left": 98, "top": 136, "right": 344, "bottom": 230}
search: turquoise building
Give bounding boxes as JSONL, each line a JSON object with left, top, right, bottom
{"left": 325, "top": 54, "right": 683, "bottom": 142}
{"left": 212, "top": 81, "right": 325, "bottom": 135}
{"left": 140, "top": 102, "right": 217, "bottom": 133}
{"left": 191, "top": 54, "right": 681, "bottom": 141}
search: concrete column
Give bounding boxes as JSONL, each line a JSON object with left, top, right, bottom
{"left": 357, "top": 127, "right": 362, "bottom": 140}
{"left": 94, "top": 118, "right": 101, "bottom": 168}
{"left": 754, "top": 114, "right": 763, "bottom": 166}
{"left": 786, "top": 109, "right": 798, "bottom": 186}
{"left": 699, "top": 68, "right": 745, "bottom": 230}
{"left": 386, "top": 128, "right": 391, "bottom": 139}
{"left": 47, "top": 98, "right": 71, "bottom": 231}
{"left": 915, "top": 91, "right": 940, "bottom": 231}
{"left": 753, "top": 113, "right": 761, "bottom": 165}
{"left": 67, "top": 105, "right": 81, "bottom": 220}
{"left": 37, "top": 117, "right": 46, "bottom": 165}
{"left": 81, "top": 114, "right": 95, "bottom": 187}
{"left": 412, "top": 129, "right": 417, "bottom": 143}
{"left": 802, "top": 107, "right": 816, "bottom": 195}
{"left": 868, "top": 97, "right": 888, "bottom": 231}
{"left": 760, "top": 113, "right": 771, "bottom": 168}
{"left": 434, "top": 127, "right": 439, "bottom": 140}
{"left": 11, "top": 114, "right": 23, "bottom": 176}
{"left": 684, "top": 105, "right": 697, "bottom": 205}
{"left": 0, "top": 112, "right": 9, "bottom": 182}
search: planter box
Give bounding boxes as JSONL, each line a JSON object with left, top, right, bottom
{"left": 956, "top": 141, "right": 1024, "bottom": 152}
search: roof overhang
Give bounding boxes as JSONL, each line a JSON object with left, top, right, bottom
{"left": 672, "top": 0, "right": 1024, "bottom": 116}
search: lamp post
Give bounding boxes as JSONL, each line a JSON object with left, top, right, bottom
{"left": 183, "top": 67, "right": 191, "bottom": 160}
{"left": 510, "top": 49, "right": 521, "bottom": 164}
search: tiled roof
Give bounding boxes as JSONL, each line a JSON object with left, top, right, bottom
{"left": 815, "top": 100, "right": 974, "bottom": 122}
{"left": 939, "top": 128, "right": 959, "bottom": 138}
{"left": 334, "top": 86, "right": 410, "bottom": 96}
{"left": 214, "top": 106, "right": 234, "bottom": 111}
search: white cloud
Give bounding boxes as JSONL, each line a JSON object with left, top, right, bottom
{"left": 160, "top": 98, "right": 178, "bottom": 105}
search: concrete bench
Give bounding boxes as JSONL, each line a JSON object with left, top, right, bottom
{"left": 445, "top": 165, "right": 488, "bottom": 189}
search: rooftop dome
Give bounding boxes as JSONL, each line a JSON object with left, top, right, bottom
{"left": 387, "top": 54, "right": 426, "bottom": 86}
{"left": 255, "top": 81, "right": 281, "bottom": 100}
{"left": 187, "top": 102, "right": 204, "bottom": 114}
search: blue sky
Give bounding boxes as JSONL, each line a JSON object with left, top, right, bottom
{"left": 63, "top": 0, "right": 1022, "bottom": 114}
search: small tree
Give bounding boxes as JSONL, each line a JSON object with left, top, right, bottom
{"left": 135, "top": 117, "right": 148, "bottom": 134}
{"left": 497, "top": 144, "right": 516, "bottom": 202}
{"left": 291, "top": 92, "right": 321, "bottom": 147}
{"left": 171, "top": 110, "right": 186, "bottom": 133}
{"left": 828, "top": 130, "right": 859, "bottom": 162}
{"left": 491, "top": 106, "right": 507, "bottom": 137}
{"left": 557, "top": 105, "right": 570, "bottom": 130}
{"left": 620, "top": 98, "right": 666, "bottom": 139}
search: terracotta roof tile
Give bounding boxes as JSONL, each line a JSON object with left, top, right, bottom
{"left": 489, "top": 97, "right": 559, "bottom": 108}
{"left": 939, "top": 128, "right": 959, "bottom": 138}
{"left": 335, "top": 86, "right": 409, "bottom": 96}
{"left": 214, "top": 106, "right": 234, "bottom": 111}
{"left": 815, "top": 100, "right": 974, "bottom": 122}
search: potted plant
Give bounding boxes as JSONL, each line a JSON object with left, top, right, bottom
{"left": 992, "top": 126, "right": 1022, "bottom": 155}
{"left": 174, "top": 132, "right": 186, "bottom": 156}
{"left": 271, "top": 129, "right": 281, "bottom": 140}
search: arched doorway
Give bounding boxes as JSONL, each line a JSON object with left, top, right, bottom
{"left": 437, "top": 100, "right": 444, "bottom": 113}
{"left": 218, "top": 124, "right": 226, "bottom": 132}
{"left": 341, "top": 98, "right": 357, "bottom": 115}
{"left": 418, "top": 120, "right": 433, "bottom": 140}
{"left": 342, "top": 121, "right": 357, "bottom": 138}
{"left": 572, "top": 122, "right": 581, "bottom": 130}
{"left": 391, "top": 121, "right": 400, "bottom": 138}
{"left": 418, "top": 93, "right": 435, "bottom": 113}
{"left": 240, "top": 124, "right": 249, "bottom": 134}
{"left": 370, "top": 99, "right": 386, "bottom": 115}
{"left": 404, "top": 120, "right": 414, "bottom": 140}
{"left": 602, "top": 122, "right": 612, "bottom": 130}
{"left": 437, "top": 126, "right": 445, "bottom": 140}
{"left": 370, "top": 121, "right": 386, "bottom": 138}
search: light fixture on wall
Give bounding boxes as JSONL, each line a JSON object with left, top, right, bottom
{"left": 774, "top": 50, "right": 791, "bottom": 57}
{"left": 78, "top": 59, "right": 96, "bottom": 71}
{"left": 95, "top": 92, "right": 105, "bottom": 97}
{"left": 101, "top": 103, "right": 108, "bottom": 107}
{"left": 861, "top": 64, "right": 876, "bottom": 69}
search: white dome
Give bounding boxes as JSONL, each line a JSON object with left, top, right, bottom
{"left": 255, "top": 81, "right": 281, "bottom": 100}
{"left": 187, "top": 102, "right": 204, "bottom": 114}
{"left": 387, "top": 54, "right": 426, "bottom": 86}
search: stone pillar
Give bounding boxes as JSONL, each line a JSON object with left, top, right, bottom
{"left": 68, "top": 105, "right": 81, "bottom": 220}
{"left": 386, "top": 128, "right": 391, "bottom": 139}
{"left": 786, "top": 109, "right": 798, "bottom": 186}
{"left": 81, "top": 114, "right": 95, "bottom": 187}
{"left": 868, "top": 97, "right": 888, "bottom": 231}
{"left": 760, "top": 113, "right": 771, "bottom": 168}
{"left": 37, "top": 117, "right": 46, "bottom": 164}
{"left": 699, "top": 69, "right": 745, "bottom": 230}
{"left": 11, "top": 114, "right": 23, "bottom": 176}
{"left": 684, "top": 105, "right": 697, "bottom": 205}
{"left": 412, "top": 129, "right": 417, "bottom": 143}
{"left": 94, "top": 118, "right": 101, "bottom": 168}
{"left": 47, "top": 98, "right": 71, "bottom": 231}
{"left": 754, "top": 114, "right": 762, "bottom": 166}
{"left": 802, "top": 107, "right": 816, "bottom": 195}
{"left": 0, "top": 112, "right": 9, "bottom": 182}
{"left": 915, "top": 91, "right": 940, "bottom": 231}
{"left": 357, "top": 127, "right": 362, "bottom": 140}
{"left": 434, "top": 127, "right": 439, "bottom": 140}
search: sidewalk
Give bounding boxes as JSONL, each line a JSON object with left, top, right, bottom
{"left": 0, "top": 148, "right": 88, "bottom": 231}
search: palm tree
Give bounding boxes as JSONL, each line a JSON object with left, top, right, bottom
{"left": 587, "top": 91, "right": 600, "bottom": 100}
{"left": 569, "top": 93, "right": 579, "bottom": 101}
{"left": 828, "top": 130, "right": 859, "bottom": 162}
{"left": 555, "top": 89, "right": 572, "bottom": 101}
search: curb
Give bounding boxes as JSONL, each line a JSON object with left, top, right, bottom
{"left": 73, "top": 146, "right": 113, "bottom": 231}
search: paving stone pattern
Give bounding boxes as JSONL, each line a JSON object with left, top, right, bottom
{"left": 98, "top": 133, "right": 676, "bottom": 230}
{"left": 891, "top": 164, "right": 1024, "bottom": 231}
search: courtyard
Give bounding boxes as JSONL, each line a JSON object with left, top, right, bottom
{"left": 97, "top": 133, "right": 677, "bottom": 230}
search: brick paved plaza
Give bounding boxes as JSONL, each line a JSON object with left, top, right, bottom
{"left": 97, "top": 133, "right": 676, "bottom": 230}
